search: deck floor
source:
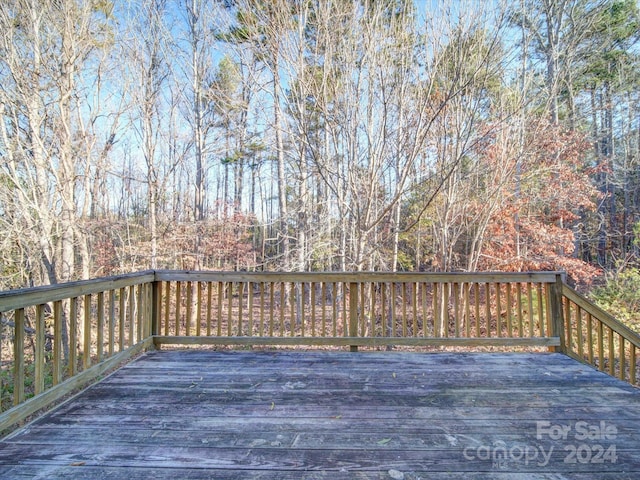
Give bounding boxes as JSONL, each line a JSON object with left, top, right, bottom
{"left": 1, "top": 349, "right": 640, "bottom": 479}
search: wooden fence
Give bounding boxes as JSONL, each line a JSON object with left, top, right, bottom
{"left": 152, "top": 271, "right": 563, "bottom": 349}
{"left": 0, "top": 270, "right": 636, "bottom": 432}
{"left": 562, "top": 284, "right": 640, "bottom": 385}
{"left": 0, "top": 272, "right": 155, "bottom": 432}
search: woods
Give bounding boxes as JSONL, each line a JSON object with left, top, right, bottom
{"left": 1, "top": 0, "right": 639, "bottom": 293}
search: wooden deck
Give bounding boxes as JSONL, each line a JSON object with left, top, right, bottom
{"left": 1, "top": 350, "right": 640, "bottom": 479}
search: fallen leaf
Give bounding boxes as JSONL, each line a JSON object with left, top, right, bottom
{"left": 377, "top": 438, "right": 392, "bottom": 445}
{"left": 270, "top": 401, "right": 275, "bottom": 410}
{"left": 388, "top": 469, "right": 404, "bottom": 480}
{"left": 70, "top": 462, "right": 86, "bottom": 467}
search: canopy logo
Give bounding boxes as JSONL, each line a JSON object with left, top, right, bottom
{"left": 462, "top": 420, "right": 618, "bottom": 470}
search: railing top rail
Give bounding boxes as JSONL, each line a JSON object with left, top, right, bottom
{"left": 153, "top": 270, "right": 563, "bottom": 284}
{"left": 0, "top": 271, "right": 156, "bottom": 312}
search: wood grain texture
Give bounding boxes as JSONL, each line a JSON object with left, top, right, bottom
{"left": 2, "top": 350, "right": 640, "bottom": 479}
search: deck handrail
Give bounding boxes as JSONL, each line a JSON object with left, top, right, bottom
{"left": 153, "top": 270, "right": 562, "bottom": 283}
{"left": 0, "top": 271, "right": 156, "bottom": 312}
{"left": 150, "top": 270, "right": 564, "bottom": 350}
{"left": 561, "top": 283, "right": 640, "bottom": 384}
{"left": 0, "top": 271, "right": 156, "bottom": 433}
{"left": 0, "top": 269, "right": 637, "bottom": 433}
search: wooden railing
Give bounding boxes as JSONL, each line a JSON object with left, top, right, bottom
{"left": 152, "top": 271, "right": 563, "bottom": 350}
{"left": 0, "top": 269, "right": 637, "bottom": 433}
{"left": 0, "top": 271, "right": 156, "bottom": 432}
{"left": 562, "top": 284, "right": 640, "bottom": 385}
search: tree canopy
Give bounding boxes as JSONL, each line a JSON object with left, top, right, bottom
{"left": 1, "top": 0, "right": 639, "bottom": 290}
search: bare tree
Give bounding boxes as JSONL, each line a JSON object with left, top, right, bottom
{"left": 125, "top": 0, "right": 173, "bottom": 268}
{"left": 0, "top": 0, "right": 115, "bottom": 282}
{"left": 173, "top": 0, "right": 221, "bottom": 222}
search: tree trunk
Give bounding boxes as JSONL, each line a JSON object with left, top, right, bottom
{"left": 273, "top": 54, "right": 289, "bottom": 268}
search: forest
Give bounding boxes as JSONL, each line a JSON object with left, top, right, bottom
{"left": 1, "top": 0, "right": 639, "bottom": 315}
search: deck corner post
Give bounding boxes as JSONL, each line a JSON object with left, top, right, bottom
{"left": 349, "top": 282, "right": 358, "bottom": 352}
{"left": 151, "top": 279, "right": 162, "bottom": 339}
{"left": 13, "top": 308, "right": 25, "bottom": 406}
{"left": 549, "top": 273, "right": 566, "bottom": 353}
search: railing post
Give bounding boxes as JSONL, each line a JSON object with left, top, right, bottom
{"left": 53, "top": 301, "right": 63, "bottom": 385}
{"left": 549, "top": 273, "right": 566, "bottom": 353}
{"left": 349, "top": 282, "right": 358, "bottom": 352}
{"left": 13, "top": 308, "right": 25, "bottom": 406}
{"left": 151, "top": 279, "right": 162, "bottom": 347}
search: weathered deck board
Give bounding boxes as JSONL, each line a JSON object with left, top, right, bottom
{"left": 1, "top": 350, "right": 640, "bottom": 479}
